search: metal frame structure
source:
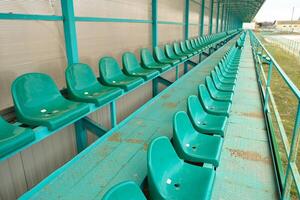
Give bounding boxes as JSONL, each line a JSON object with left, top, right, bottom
{"left": 0, "top": 0, "right": 263, "bottom": 160}
{"left": 250, "top": 31, "right": 300, "bottom": 200}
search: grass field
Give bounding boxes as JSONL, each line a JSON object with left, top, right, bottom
{"left": 256, "top": 33, "right": 300, "bottom": 199}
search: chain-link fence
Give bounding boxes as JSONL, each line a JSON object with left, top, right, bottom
{"left": 264, "top": 36, "right": 300, "bottom": 58}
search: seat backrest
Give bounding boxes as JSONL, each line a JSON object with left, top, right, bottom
{"left": 165, "top": 44, "right": 176, "bottom": 58}
{"left": 173, "top": 42, "right": 182, "bottom": 54}
{"left": 102, "top": 181, "right": 146, "bottom": 200}
{"left": 173, "top": 111, "right": 197, "bottom": 144}
{"left": 154, "top": 46, "right": 167, "bottom": 61}
{"left": 66, "top": 63, "right": 99, "bottom": 93}
{"left": 205, "top": 76, "right": 218, "bottom": 93}
{"left": 180, "top": 41, "right": 188, "bottom": 52}
{"left": 140, "top": 48, "right": 156, "bottom": 66}
{"left": 198, "top": 84, "right": 212, "bottom": 103}
{"left": 147, "top": 136, "right": 182, "bottom": 199}
{"left": 122, "top": 52, "right": 141, "bottom": 73}
{"left": 187, "top": 95, "right": 206, "bottom": 119}
{"left": 185, "top": 40, "right": 192, "bottom": 49}
{"left": 11, "top": 73, "right": 63, "bottom": 116}
{"left": 99, "top": 57, "right": 123, "bottom": 81}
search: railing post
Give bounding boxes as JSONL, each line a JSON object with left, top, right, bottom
{"left": 61, "top": 0, "right": 79, "bottom": 65}
{"left": 110, "top": 101, "right": 117, "bottom": 128}
{"left": 184, "top": 0, "right": 190, "bottom": 73}
{"left": 209, "top": 0, "right": 214, "bottom": 34}
{"left": 61, "top": 0, "right": 87, "bottom": 153}
{"left": 152, "top": 0, "right": 158, "bottom": 96}
{"left": 216, "top": 0, "right": 220, "bottom": 33}
{"left": 282, "top": 103, "right": 300, "bottom": 199}
{"left": 263, "top": 60, "right": 273, "bottom": 112}
{"left": 200, "top": 0, "right": 205, "bottom": 36}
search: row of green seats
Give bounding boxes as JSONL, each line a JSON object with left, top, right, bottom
{"left": 0, "top": 31, "right": 236, "bottom": 159}
{"left": 102, "top": 33, "right": 245, "bottom": 200}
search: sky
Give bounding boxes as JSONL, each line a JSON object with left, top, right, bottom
{"left": 254, "top": 0, "right": 300, "bottom": 22}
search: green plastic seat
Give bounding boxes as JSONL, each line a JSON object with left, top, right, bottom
{"left": 12, "top": 73, "right": 90, "bottom": 130}
{"left": 173, "top": 111, "right": 223, "bottom": 167}
{"left": 220, "top": 62, "right": 238, "bottom": 74}
{"left": 187, "top": 95, "right": 227, "bottom": 137}
{"left": 165, "top": 44, "right": 187, "bottom": 61}
{"left": 0, "top": 117, "right": 35, "bottom": 158}
{"left": 154, "top": 46, "right": 180, "bottom": 65}
{"left": 191, "top": 39, "right": 202, "bottom": 51}
{"left": 140, "top": 48, "right": 171, "bottom": 72}
{"left": 148, "top": 136, "right": 215, "bottom": 200}
{"left": 198, "top": 85, "right": 231, "bottom": 117}
{"left": 180, "top": 41, "right": 197, "bottom": 55}
{"left": 99, "top": 57, "right": 144, "bottom": 91}
{"left": 205, "top": 77, "right": 233, "bottom": 103}
{"left": 214, "top": 68, "right": 236, "bottom": 85}
{"left": 211, "top": 71, "right": 235, "bottom": 92}
{"left": 102, "top": 181, "right": 146, "bottom": 200}
{"left": 217, "top": 66, "right": 237, "bottom": 79}
{"left": 65, "top": 63, "right": 123, "bottom": 106}
{"left": 185, "top": 40, "right": 201, "bottom": 53}
{"left": 174, "top": 42, "right": 193, "bottom": 57}
{"left": 122, "top": 52, "right": 159, "bottom": 81}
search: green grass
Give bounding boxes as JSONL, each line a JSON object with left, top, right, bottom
{"left": 256, "top": 33, "right": 300, "bottom": 199}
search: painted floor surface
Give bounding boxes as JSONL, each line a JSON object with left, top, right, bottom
{"left": 212, "top": 35, "right": 278, "bottom": 200}
{"left": 22, "top": 35, "right": 278, "bottom": 200}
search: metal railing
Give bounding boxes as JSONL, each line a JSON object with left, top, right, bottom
{"left": 250, "top": 31, "right": 300, "bottom": 200}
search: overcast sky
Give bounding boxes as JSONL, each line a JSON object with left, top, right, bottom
{"left": 254, "top": 0, "right": 300, "bottom": 22}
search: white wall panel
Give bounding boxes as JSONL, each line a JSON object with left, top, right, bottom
{"left": 0, "top": 0, "right": 62, "bottom": 15}
{"left": 158, "top": 24, "right": 184, "bottom": 44}
{"left": 158, "top": 0, "right": 184, "bottom": 22}
{"left": 77, "top": 22, "right": 151, "bottom": 72}
{"left": 74, "top": 0, "right": 151, "bottom": 20}
{"left": 0, "top": 21, "right": 67, "bottom": 110}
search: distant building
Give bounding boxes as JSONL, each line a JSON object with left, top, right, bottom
{"left": 275, "top": 20, "right": 300, "bottom": 32}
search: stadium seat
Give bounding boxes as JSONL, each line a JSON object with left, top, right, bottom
{"left": 173, "top": 42, "right": 193, "bottom": 57}
{"left": 154, "top": 46, "right": 180, "bottom": 65}
{"left": 214, "top": 68, "right": 236, "bottom": 85}
{"left": 99, "top": 57, "right": 144, "bottom": 91}
{"left": 102, "top": 181, "right": 146, "bottom": 200}
{"left": 165, "top": 44, "right": 187, "bottom": 61}
{"left": 12, "top": 73, "right": 90, "bottom": 130}
{"left": 173, "top": 111, "right": 223, "bottom": 167}
{"left": 180, "top": 41, "right": 197, "bottom": 55}
{"left": 198, "top": 85, "right": 231, "bottom": 117}
{"left": 0, "top": 117, "right": 35, "bottom": 158}
{"left": 122, "top": 52, "right": 159, "bottom": 81}
{"left": 185, "top": 40, "right": 201, "bottom": 53}
{"left": 65, "top": 63, "right": 123, "bottom": 106}
{"left": 140, "top": 48, "right": 172, "bottom": 72}
{"left": 187, "top": 95, "right": 227, "bottom": 137}
{"left": 205, "top": 77, "right": 233, "bottom": 103}
{"left": 148, "top": 136, "right": 215, "bottom": 200}
{"left": 211, "top": 71, "right": 235, "bottom": 92}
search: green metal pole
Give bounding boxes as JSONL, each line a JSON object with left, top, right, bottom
{"left": 282, "top": 103, "right": 300, "bottom": 199}
{"left": 221, "top": 2, "right": 225, "bottom": 32}
{"left": 152, "top": 0, "right": 158, "bottom": 48}
{"left": 216, "top": 0, "right": 220, "bottom": 33}
{"left": 61, "top": 0, "right": 87, "bottom": 153}
{"left": 209, "top": 0, "right": 214, "bottom": 34}
{"left": 61, "top": 0, "right": 79, "bottom": 65}
{"left": 200, "top": 0, "right": 205, "bottom": 36}
{"left": 152, "top": 0, "right": 158, "bottom": 96}
{"left": 184, "top": 0, "right": 190, "bottom": 73}
{"left": 185, "top": 0, "right": 190, "bottom": 40}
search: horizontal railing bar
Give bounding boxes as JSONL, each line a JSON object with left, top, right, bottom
{"left": 253, "top": 33, "right": 300, "bottom": 99}
{"left": 267, "top": 87, "right": 291, "bottom": 157}
{"left": 75, "top": 17, "right": 152, "bottom": 23}
{"left": 290, "top": 162, "right": 300, "bottom": 197}
{"left": 0, "top": 13, "right": 63, "bottom": 21}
